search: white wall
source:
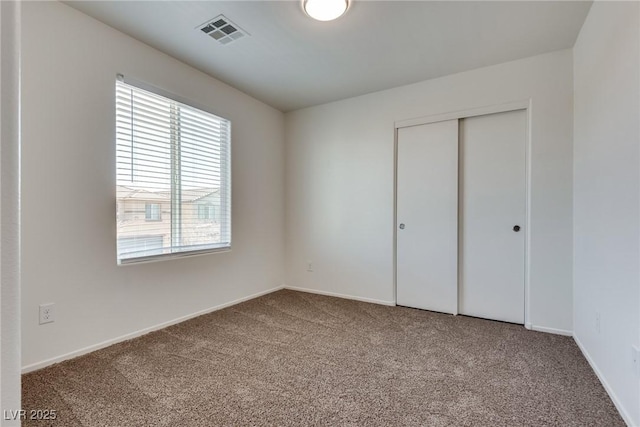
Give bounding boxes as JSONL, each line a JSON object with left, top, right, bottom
{"left": 21, "top": 1, "right": 285, "bottom": 369}
{"left": 1, "top": 1, "right": 22, "bottom": 424}
{"left": 285, "top": 49, "right": 574, "bottom": 333}
{"left": 573, "top": 2, "right": 640, "bottom": 425}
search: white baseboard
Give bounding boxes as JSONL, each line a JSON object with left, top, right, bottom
{"left": 530, "top": 324, "right": 573, "bottom": 336}
{"left": 22, "top": 285, "right": 285, "bottom": 374}
{"left": 573, "top": 334, "right": 636, "bottom": 427}
{"left": 283, "top": 285, "right": 395, "bottom": 306}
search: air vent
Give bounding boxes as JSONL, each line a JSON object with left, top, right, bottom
{"left": 198, "top": 15, "right": 248, "bottom": 45}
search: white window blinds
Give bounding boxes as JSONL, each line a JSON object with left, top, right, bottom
{"left": 116, "top": 79, "right": 231, "bottom": 264}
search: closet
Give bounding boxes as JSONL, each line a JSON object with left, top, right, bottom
{"left": 396, "top": 109, "right": 526, "bottom": 324}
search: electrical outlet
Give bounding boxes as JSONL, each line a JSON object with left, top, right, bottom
{"left": 307, "top": 261, "right": 313, "bottom": 272}
{"left": 39, "top": 303, "right": 55, "bottom": 325}
{"left": 595, "top": 311, "right": 601, "bottom": 334}
{"left": 633, "top": 345, "right": 640, "bottom": 376}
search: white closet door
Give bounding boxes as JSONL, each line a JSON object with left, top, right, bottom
{"left": 396, "top": 120, "right": 458, "bottom": 314}
{"left": 459, "top": 110, "right": 526, "bottom": 324}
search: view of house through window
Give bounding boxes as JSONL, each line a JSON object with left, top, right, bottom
{"left": 116, "top": 79, "right": 231, "bottom": 263}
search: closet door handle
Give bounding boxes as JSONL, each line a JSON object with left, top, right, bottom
{"left": 513, "top": 225, "right": 521, "bottom": 232}
{"left": 399, "top": 223, "right": 405, "bottom": 230}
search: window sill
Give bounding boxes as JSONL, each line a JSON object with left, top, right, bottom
{"left": 117, "top": 245, "right": 231, "bottom": 266}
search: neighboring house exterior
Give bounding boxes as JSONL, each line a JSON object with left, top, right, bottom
{"left": 116, "top": 185, "right": 221, "bottom": 257}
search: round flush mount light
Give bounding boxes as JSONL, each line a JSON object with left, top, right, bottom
{"left": 303, "top": 0, "right": 349, "bottom": 21}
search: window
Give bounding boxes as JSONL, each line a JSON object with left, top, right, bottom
{"left": 145, "top": 203, "right": 161, "bottom": 221}
{"left": 198, "top": 204, "right": 216, "bottom": 221}
{"left": 116, "top": 77, "right": 231, "bottom": 264}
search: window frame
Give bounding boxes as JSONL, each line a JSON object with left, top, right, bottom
{"left": 116, "top": 75, "right": 232, "bottom": 265}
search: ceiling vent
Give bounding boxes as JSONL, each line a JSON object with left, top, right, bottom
{"left": 198, "top": 15, "right": 248, "bottom": 45}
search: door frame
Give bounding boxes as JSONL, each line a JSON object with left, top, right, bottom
{"left": 393, "top": 99, "right": 533, "bottom": 328}
{"left": 1, "top": 0, "right": 23, "bottom": 418}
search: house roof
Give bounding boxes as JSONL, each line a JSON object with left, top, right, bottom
{"left": 117, "top": 186, "right": 219, "bottom": 203}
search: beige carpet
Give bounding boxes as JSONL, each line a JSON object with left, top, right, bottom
{"left": 22, "top": 290, "right": 623, "bottom": 426}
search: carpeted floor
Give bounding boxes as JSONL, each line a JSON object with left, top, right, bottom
{"left": 22, "top": 290, "right": 623, "bottom": 426}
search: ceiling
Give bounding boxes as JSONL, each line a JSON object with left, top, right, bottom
{"left": 65, "top": 1, "right": 592, "bottom": 112}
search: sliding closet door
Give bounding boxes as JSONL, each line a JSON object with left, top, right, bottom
{"left": 459, "top": 110, "right": 526, "bottom": 324}
{"left": 396, "top": 120, "right": 458, "bottom": 314}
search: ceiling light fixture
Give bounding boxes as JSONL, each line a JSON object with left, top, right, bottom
{"left": 303, "top": 0, "right": 349, "bottom": 21}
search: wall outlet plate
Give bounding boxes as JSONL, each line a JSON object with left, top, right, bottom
{"left": 39, "top": 303, "right": 55, "bottom": 325}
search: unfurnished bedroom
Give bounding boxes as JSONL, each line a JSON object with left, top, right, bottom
{"left": 0, "top": 1, "right": 638, "bottom": 426}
